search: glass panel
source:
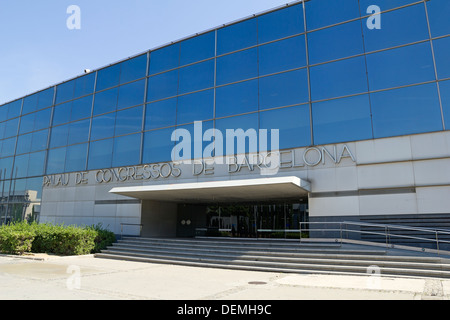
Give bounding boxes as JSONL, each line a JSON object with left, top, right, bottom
{"left": 65, "top": 143, "right": 87, "bottom": 173}
{"left": 52, "top": 101, "right": 72, "bottom": 126}
{"left": 359, "top": 0, "right": 418, "bottom": 11}
{"left": 26, "top": 177, "right": 44, "bottom": 200}
{"left": 308, "top": 20, "right": 364, "bottom": 65}
{"left": 216, "top": 48, "right": 258, "bottom": 86}
{"left": 363, "top": 4, "right": 429, "bottom": 52}
{"left": 68, "top": 119, "right": 90, "bottom": 145}
{"left": 117, "top": 80, "right": 146, "bottom": 110}
{"left": 0, "top": 106, "right": 7, "bottom": 121}
{"left": 216, "top": 80, "right": 258, "bottom": 118}
{"left": 214, "top": 113, "right": 259, "bottom": 156}
{"left": 142, "top": 128, "right": 174, "bottom": 164}
{"left": 258, "top": 4, "right": 304, "bottom": 44}
{"left": 115, "top": 106, "right": 143, "bottom": 136}
{"left": 90, "top": 113, "right": 116, "bottom": 141}
{"left": 305, "top": 0, "right": 360, "bottom": 30}
{"left": 312, "top": 94, "right": 373, "bottom": 145}
{"left": 259, "top": 69, "right": 310, "bottom": 110}
{"left": 310, "top": 56, "right": 368, "bottom": 101}
{"left": 0, "top": 123, "right": 4, "bottom": 140}
{"left": 1, "top": 138, "right": 16, "bottom": 158}
{"left": 440, "top": 80, "right": 450, "bottom": 128}
{"left": 433, "top": 36, "right": 450, "bottom": 80}
{"left": 4, "top": 118, "right": 19, "bottom": 138}
{"left": 16, "top": 134, "right": 32, "bottom": 155}
{"left": 173, "top": 121, "right": 213, "bottom": 161}
{"left": 217, "top": 18, "right": 257, "bottom": 55}
{"left": 149, "top": 44, "right": 179, "bottom": 75}
{"left": 146, "top": 70, "right": 179, "bottom": 102}
{"left": 22, "top": 93, "right": 38, "bottom": 115}
{"left": 49, "top": 124, "right": 69, "bottom": 148}
{"left": 96, "top": 64, "right": 121, "bottom": 91}
{"left": 0, "top": 157, "right": 13, "bottom": 180}
{"left": 260, "top": 105, "right": 311, "bottom": 150}
{"left": 33, "top": 108, "right": 51, "bottom": 131}
{"left": 18, "top": 113, "right": 35, "bottom": 135}
{"left": 93, "top": 87, "right": 118, "bottom": 116}
{"left": 178, "top": 60, "right": 215, "bottom": 95}
{"left": 27, "top": 151, "right": 45, "bottom": 177}
{"left": 71, "top": 95, "right": 93, "bottom": 121}
{"left": 74, "top": 72, "right": 96, "bottom": 99}
{"left": 371, "top": 83, "right": 443, "bottom": 138}
{"left": 145, "top": 98, "right": 177, "bottom": 130}
{"left": 13, "top": 154, "right": 28, "bottom": 178}
{"left": 7, "top": 100, "right": 22, "bottom": 119}
{"left": 112, "top": 134, "right": 141, "bottom": 167}
{"left": 426, "top": 0, "right": 450, "bottom": 37}
{"left": 87, "top": 138, "right": 113, "bottom": 170}
{"left": 30, "top": 129, "right": 48, "bottom": 152}
{"left": 37, "top": 88, "right": 54, "bottom": 110}
{"left": 56, "top": 80, "right": 75, "bottom": 105}
{"left": 180, "top": 32, "right": 215, "bottom": 66}
{"left": 177, "top": 89, "right": 214, "bottom": 124}
{"left": 120, "top": 54, "right": 147, "bottom": 84}
{"left": 46, "top": 148, "right": 66, "bottom": 175}
{"left": 259, "top": 35, "right": 306, "bottom": 76}
{"left": 366, "top": 42, "right": 435, "bottom": 91}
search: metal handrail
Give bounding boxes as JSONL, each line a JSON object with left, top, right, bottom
{"left": 299, "top": 221, "right": 450, "bottom": 255}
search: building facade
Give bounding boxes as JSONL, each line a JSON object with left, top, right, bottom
{"left": 0, "top": 0, "right": 449, "bottom": 242}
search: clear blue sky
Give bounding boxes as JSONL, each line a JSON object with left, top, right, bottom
{"left": 0, "top": 0, "right": 295, "bottom": 105}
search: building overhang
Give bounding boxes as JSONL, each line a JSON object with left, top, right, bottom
{"left": 109, "top": 176, "right": 310, "bottom": 203}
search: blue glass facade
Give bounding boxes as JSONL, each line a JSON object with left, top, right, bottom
{"left": 0, "top": 0, "right": 449, "bottom": 221}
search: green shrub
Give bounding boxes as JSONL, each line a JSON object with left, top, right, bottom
{"left": 88, "top": 224, "right": 116, "bottom": 253}
{"left": 0, "top": 227, "right": 35, "bottom": 255}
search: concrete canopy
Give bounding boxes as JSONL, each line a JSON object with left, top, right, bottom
{"left": 109, "top": 176, "right": 310, "bottom": 203}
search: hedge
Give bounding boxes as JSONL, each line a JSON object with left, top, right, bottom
{"left": 0, "top": 222, "right": 116, "bottom": 256}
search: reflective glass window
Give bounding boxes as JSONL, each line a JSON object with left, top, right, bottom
{"left": 371, "top": 83, "right": 442, "bottom": 138}
{"left": 216, "top": 48, "right": 258, "bottom": 85}
{"left": 145, "top": 98, "right": 177, "bottom": 130}
{"left": 112, "top": 134, "right": 141, "bottom": 167}
{"left": 0, "top": 123, "right": 4, "bottom": 140}
{"left": 37, "top": 88, "right": 54, "bottom": 110}
{"left": 22, "top": 93, "right": 38, "bottom": 115}
{"left": 312, "top": 94, "right": 373, "bottom": 145}
{"left": 434, "top": 36, "right": 450, "bottom": 80}
{"left": 359, "top": 0, "right": 418, "bottom": 11}
{"left": 90, "top": 113, "right": 116, "bottom": 141}
{"left": 16, "top": 134, "right": 32, "bottom": 155}
{"left": 142, "top": 128, "right": 174, "bottom": 164}
{"left": 217, "top": 18, "right": 257, "bottom": 55}
{"left": 214, "top": 113, "right": 259, "bottom": 156}
{"left": 65, "top": 143, "right": 87, "bottom": 173}
{"left": 305, "top": 0, "right": 360, "bottom": 30}
{"left": 2, "top": 138, "right": 16, "bottom": 158}
{"left": 49, "top": 124, "right": 69, "bottom": 148}
{"left": 56, "top": 80, "right": 75, "bottom": 105}
{"left": 7, "top": 100, "right": 22, "bottom": 119}
{"left": 30, "top": 129, "right": 48, "bottom": 152}
{"left": 147, "top": 70, "right": 179, "bottom": 102}
{"left": 440, "top": 80, "right": 450, "bottom": 128}
{"left": 27, "top": 151, "right": 46, "bottom": 177}
{"left": 4, "top": 118, "right": 19, "bottom": 138}
{"left": 18, "top": 113, "right": 35, "bottom": 135}
{"left": 26, "top": 177, "right": 43, "bottom": 199}
{"left": 46, "top": 148, "right": 66, "bottom": 175}
{"left": 310, "top": 56, "right": 368, "bottom": 101}
{"left": 177, "top": 90, "right": 214, "bottom": 125}
{"left": 93, "top": 87, "right": 118, "bottom": 116}
{"left": 258, "top": 4, "right": 304, "bottom": 44}
{"left": 88, "top": 138, "right": 113, "bottom": 170}
{"left": 216, "top": 80, "right": 258, "bottom": 118}
{"left": 96, "top": 64, "right": 121, "bottom": 91}
{"left": 68, "top": 119, "right": 90, "bottom": 145}
{"left": 34, "top": 108, "right": 51, "bottom": 131}
{"left": 14, "top": 154, "right": 29, "bottom": 178}
{"left": 366, "top": 42, "right": 435, "bottom": 91}
{"left": 259, "top": 35, "right": 306, "bottom": 76}
{"left": 0, "top": 106, "right": 7, "bottom": 121}
{"left": 308, "top": 20, "right": 364, "bottom": 65}
{"left": 115, "top": 106, "right": 143, "bottom": 136}
{"left": 426, "top": 0, "right": 450, "bottom": 37}
{"left": 120, "top": 54, "right": 147, "bottom": 84}
{"left": 362, "top": 4, "right": 429, "bottom": 53}
{"left": 117, "top": 80, "right": 146, "bottom": 110}
{"left": 52, "top": 102, "right": 72, "bottom": 126}
{"left": 149, "top": 44, "right": 179, "bottom": 75}
{"left": 0, "top": 157, "right": 13, "bottom": 180}
{"left": 173, "top": 121, "right": 213, "bottom": 161}
{"left": 178, "top": 60, "right": 215, "bottom": 95}
{"left": 71, "top": 95, "right": 93, "bottom": 121}
{"left": 260, "top": 105, "right": 311, "bottom": 150}
{"left": 259, "top": 69, "right": 309, "bottom": 110}
{"left": 180, "top": 32, "right": 215, "bottom": 66}
{"left": 74, "top": 72, "right": 95, "bottom": 99}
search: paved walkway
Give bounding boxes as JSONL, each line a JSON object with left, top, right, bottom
{"left": 0, "top": 254, "right": 448, "bottom": 300}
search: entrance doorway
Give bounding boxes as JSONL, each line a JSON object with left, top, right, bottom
{"left": 203, "top": 201, "right": 309, "bottom": 239}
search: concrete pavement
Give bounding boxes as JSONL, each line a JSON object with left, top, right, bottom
{"left": 0, "top": 254, "right": 448, "bottom": 300}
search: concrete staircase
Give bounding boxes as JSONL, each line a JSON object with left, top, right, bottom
{"left": 94, "top": 237, "right": 450, "bottom": 279}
